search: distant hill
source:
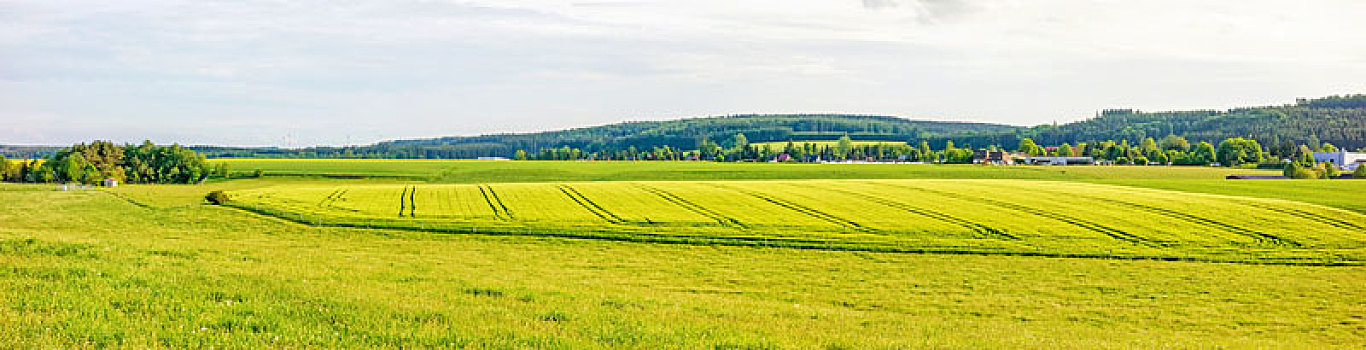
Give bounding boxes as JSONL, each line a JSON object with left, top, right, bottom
{"left": 206, "top": 114, "right": 1019, "bottom": 159}
{"left": 0, "top": 145, "right": 61, "bottom": 159}
{"left": 1029, "top": 95, "right": 1366, "bottom": 149}
{"left": 929, "top": 95, "right": 1366, "bottom": 151}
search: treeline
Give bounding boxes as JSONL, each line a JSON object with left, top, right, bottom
{"left": 0, "top": 141, "right": 222, "bottom": 184}
{"left": 522, "top": 134, "right": 953, "bottom": 163}
{"left": 520, "top": 132, "right": 1356, "bottom": 171}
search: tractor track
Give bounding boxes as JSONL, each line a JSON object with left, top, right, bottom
{"left": 821, "top": 186, "right": 1016, "bottom": 240}
{"left": 863, "top": 182, "right": 1156, "bottom": 246}
{"left": 398, "top": 186, "right": 409, "bottom": 217}
{"left": 558, "top": 185, "right": 626, "bottom": 224}
{"left": 477, "top": 185, "right": 514, "bottom": 221}
{"left": 407, "top": 186, "right": 417, "bottom": 218}
{"left": 708, "top": 183, "right": 872, "bottom": 233}
{"left": 1240, "top": 202, "right": 1366, "bottom": 232}
{"left": 633, "top": 183, "right": 748, "bottom": 229}
{"left": 1018, "top": 186, "right": 1299, "bottom": 247}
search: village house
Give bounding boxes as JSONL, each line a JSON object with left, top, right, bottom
{"left": 1023, "top": 156, "right": 1095, "bottom": 166}
{"left": 971, "top": 150, "right": 1015, "bottom": 165}
{"left": 1312, "top": 151, "right": 1366, "bottom": 170}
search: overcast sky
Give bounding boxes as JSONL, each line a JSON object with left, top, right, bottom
{"left": 2, "top": 0, "right": 1364, "bottom": 147}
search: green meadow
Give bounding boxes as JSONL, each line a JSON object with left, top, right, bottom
{"left": 3, "top": 159, "right": 1364, "bottom": 348}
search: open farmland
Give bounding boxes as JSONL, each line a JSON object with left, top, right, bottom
{"left": 226, "top": 179, "right": 1366, "bottom": 265}
{"left": 9, "top": 160, "right": 1366, "bottom": 348}
{"left": 4, "top": 182, "right": 1366, "bottom": 348}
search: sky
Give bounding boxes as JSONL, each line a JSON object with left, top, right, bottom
{"left": 2, "top": 0, "right": 1364, "bottom": 147}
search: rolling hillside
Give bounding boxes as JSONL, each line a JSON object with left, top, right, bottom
{"left": 366, "top": 114, "right": 1021, "bottom": 159}
{"left": 937, "top": 95, "right": 1366, "bottom": 150}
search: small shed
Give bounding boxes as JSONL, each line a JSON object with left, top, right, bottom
{"left": 103, "top": 178, "right": 119, "bottom": 187}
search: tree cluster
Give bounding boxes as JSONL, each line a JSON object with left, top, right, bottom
{"left": 1, "top": 141, "right": 217, "bottom": 185}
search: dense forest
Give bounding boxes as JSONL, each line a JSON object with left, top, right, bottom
{"left": 185, "top": 114, "right": 1018, "bottom": 159}
{"left": 936, "top": 95, "right": 1366, "bottom": 151}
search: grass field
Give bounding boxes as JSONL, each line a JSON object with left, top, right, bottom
{"left": 3, "top": 184, "right": 1364, "bottom": 348}
{"left": 5, "top": 159, "right": 1365, "bottom": 347}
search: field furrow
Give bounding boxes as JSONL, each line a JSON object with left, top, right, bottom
{"left": 707, "top": 183, "right": 871, "bottom": 232}
{"left": 817, "top": 185, "right": 1017, "bottom": 240}
{"left": 861, "top": 181, "right": 1156, "bottom": 246}
{"left": 557, "top": 185, "right": 626, "bottom": 224}
{"left": 1018, "top": 185, "right": 1297, "bottom": 247}
{"left": 225, "top": 179, "right": 1366, "bottom": 265}
{"left": 632, "top": 183, "right": 747, "bottom": 228}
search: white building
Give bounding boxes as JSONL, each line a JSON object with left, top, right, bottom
{"left": 1023, "top": 156, "right": 1094, "bottom": 166}
{"left": 1312, "top": 152, "right": 1366, "bottom": 170}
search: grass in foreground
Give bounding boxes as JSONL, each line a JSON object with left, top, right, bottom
{"left": 1, "top": 185, "right": 1363, "bottom": 348}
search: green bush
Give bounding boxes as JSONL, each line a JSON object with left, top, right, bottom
{"left": 205, "top": 190, "right": 230, "bottom": 205}
{"left": 1284, "top": 163, "right": 1318, "bottom": 179}
{"left": 1354, "top": 166, "right": 1366, "bottom": 179}
{"left": 1322, "top": 163, "right": 1340, "bottom": 179}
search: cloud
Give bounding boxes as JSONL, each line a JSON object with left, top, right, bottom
{"left": 862, "top": 0, "right": 898, "bottom": 9}
{"left": 1, "top": 0, "right": 1364, "bottom": 146}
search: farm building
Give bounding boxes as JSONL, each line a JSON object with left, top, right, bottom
{"left": 1312, "top": 152, "right": 1366, "bottom": 170}
{"left": 972, "top": 150, "right": 1015, "bottom": 165}
{"left": 1023, "top": 156, "right": 1094, "bottom": 166}
{"left": 103, "top": 178, "right": 119, "bottom": 187}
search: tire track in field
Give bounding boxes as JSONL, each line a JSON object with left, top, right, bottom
{"left": 398, "top": 186, "right": 409, "bottom": 217}
{"left": 707, "top": 183, "right": 872, "bottom": 233}
{"left": 318, "top": 189, "right": 341, "bottom": 207}
{"left": 1020, "top": 187, "right": 1299, "bottom": 247}
{"left": 478, "top": 185, "right": 513, "bottom": 221}
{"left": 821, "top": 186, "right": 1016, "bottom": 240}
{"left": 1238, "top": 202, "right": 1366, "bottom": 232}
{"left": 318, "top": 189, "right": 348, "bottom": 208}
{"left": 408, "top": 186, "right": 418, "bottom": 218}
{"left": 863, "top": 182, "right": 1155, "bottom": 246}
{"left": 557, "top": 185, "right": 627, "bottom": 224}
{"left": 632, "top": 183, "right": 748, "bottom": 229}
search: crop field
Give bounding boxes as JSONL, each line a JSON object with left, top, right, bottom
{"left": 1090, "top": 179, "right": 1366, "bottom": 214}
{"left": 226, "top": 179, "right": 1366, "bottom": 264}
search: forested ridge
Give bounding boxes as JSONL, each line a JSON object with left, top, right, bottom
{"left": 1027, "top": 96, "right": 1366, "bottom": 150}
{"left": 190, "top": 114, "right": 1020, "bottom": 159}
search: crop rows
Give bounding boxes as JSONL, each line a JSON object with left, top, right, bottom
{"left": 227, "top": 179, "right": 1366, "bottom": 264}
